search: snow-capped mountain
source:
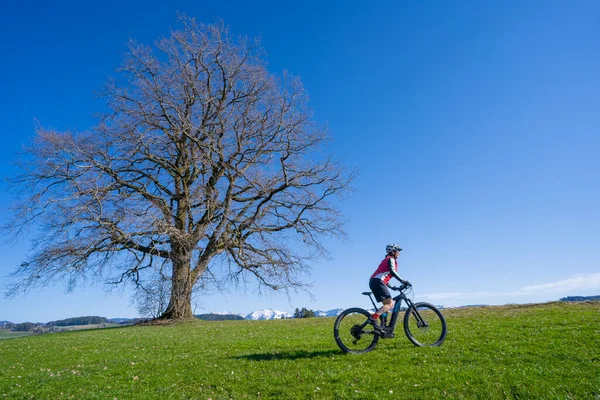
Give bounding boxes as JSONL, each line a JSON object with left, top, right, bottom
{"left": 202, "top": 308, "right": 345, "bottom": 320}
{"left": 210, "top": 311, "right": 245, "bottom": 317}
{"left": 244, "top": 309, "right": 292, "bottom": 320}
{"left": 314, "top": 308, "right": 343, "bottom": 317}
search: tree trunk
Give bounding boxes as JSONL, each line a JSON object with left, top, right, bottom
{"left": 158, "top": 257, "right": 194, "bottom": 320}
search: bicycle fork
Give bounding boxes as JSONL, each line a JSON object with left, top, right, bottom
{"left": 409, "top": 306, "right": 429, "bottom": 329}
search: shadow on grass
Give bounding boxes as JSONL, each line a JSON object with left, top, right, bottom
{"left": 233, "top": 349, "right": 342, "bottom": 361}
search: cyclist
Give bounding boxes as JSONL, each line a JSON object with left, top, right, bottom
{"left": 369, "top": 244, "right": 410, "bottom": 323}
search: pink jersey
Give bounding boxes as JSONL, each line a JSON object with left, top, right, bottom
{"left": 370, "top": 256, "right": 400, "bottom": 284}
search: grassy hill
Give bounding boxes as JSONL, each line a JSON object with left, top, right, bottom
{"left": 0, "top": 301, "right": 598, "bottom": 399}
{"left": 0, "top": 329, "right": 34, "bottom": 340}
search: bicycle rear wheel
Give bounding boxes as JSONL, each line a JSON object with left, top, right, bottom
{"left": 403, "top": 302, "right": 447, "bottom": 347}
{"left": 333, "top": 307, "right": 379, "bottom": 354}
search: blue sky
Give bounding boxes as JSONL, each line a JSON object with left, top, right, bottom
{"left": 1, "top": 1, "right": 599, "bottom": 323}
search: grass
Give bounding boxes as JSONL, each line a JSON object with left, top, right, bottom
{"left": 0, "top": 329, "right": 33, "bottom": 340}
{"left": 47, "top": 323, "right": 122, "bottom": 332}
{"left": 0, "top": 324, "right": 121, "bottom": 341}
{"left": 0, "top": 301, "right": 599, "bottom": 399}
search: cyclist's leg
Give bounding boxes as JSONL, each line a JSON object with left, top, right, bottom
{"left": 369, "top": 278, "right": 394, "bottom": 319}
{"left": 374, "top": 297, "right": 394, "bottom": 319}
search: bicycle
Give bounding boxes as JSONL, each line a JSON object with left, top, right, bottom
{"left": 333, "top": 284, "right": 447, "bottom": 353}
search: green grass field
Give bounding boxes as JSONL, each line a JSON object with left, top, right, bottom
{"left": 0, "top": 329, "right": 34, "bottom": 340}
{"left": 0, "top": 302, "right": 598, "bottom": 399}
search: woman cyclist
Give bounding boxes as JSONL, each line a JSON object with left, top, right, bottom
{"left": 369, "top": 244, "right": 410, "bottom": 322}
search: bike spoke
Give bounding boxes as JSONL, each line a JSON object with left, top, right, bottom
{"left": 404, "top": 303, "right": 447, "bottom": 347}
{"left": 334, "top": 309, "right": 380, "bottom": 353}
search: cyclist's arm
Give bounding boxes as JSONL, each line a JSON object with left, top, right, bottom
{"left": 387, "top": 257, "right": 404, "bottom": 283}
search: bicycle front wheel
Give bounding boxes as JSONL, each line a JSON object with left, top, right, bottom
{"left": 333, "top": 307, "right": 379, "bottom": 354}
{"left": 403, "top": 302, "right": 447, "bottom": 347}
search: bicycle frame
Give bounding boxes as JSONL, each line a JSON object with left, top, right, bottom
{"left": 365, "top": 289, "right": 425, "bottom": 335}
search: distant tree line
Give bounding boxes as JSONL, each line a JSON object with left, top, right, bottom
{"left": 560, "top": 295, "right": 600, "bottom": 302}
{"left": 294, "top": 308, "right": 316, "bottom": 318}
{"left": 195, "top": 314, "right": 244, "bottom": 321}
{"left": 5, "top": 316, "right": 141, "bottom": 332}
{"left": 11, "top": 322, "right": 39, "bottom": 331}
{"left": 46, "top": 316, "right": 107, "bottom": 327}
{"left": 108, "top": 318, "right": 147, "bottom": 325}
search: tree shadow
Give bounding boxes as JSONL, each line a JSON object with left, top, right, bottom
{"left": 233, "top": 349, "right": 342, "bottom": 361}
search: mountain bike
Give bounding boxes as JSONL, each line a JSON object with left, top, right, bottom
{"left": 333, "top": 284, "right": 447, "bottom": 354}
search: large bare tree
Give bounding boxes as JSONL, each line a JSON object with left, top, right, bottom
{"left": 5, "top": 17, "right": 355, "bottom": 320}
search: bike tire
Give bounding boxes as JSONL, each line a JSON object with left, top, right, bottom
{"left": 333, "top": 307, "right": 380, "bottom": 354}
{"left": 403, "top": 302, "right": 447, "bottom": 347}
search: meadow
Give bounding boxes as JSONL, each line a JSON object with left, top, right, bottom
{"left": 0, "top": 301, "right": 598, "bottom": 399}
{"left": 0, "top": 329, "right": 33, "bottom": 340}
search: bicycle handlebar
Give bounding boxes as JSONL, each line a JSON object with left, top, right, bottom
{"left": 389, "top": 282, "right": 412, "bottom": 292}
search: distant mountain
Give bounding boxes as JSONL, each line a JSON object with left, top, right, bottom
{"left": 453, "top": 304, "right": 488, "bottom": 309}
{"left": 314, "top": 308, "right": 343, "bottom": 317}
{"left": 212, "top": 311, "right": 246, "bottom": 317}
{"left": 242, "top": 308, "right": 343, "bottom": 319}
{"left": 244, "top": 309, "right": 292, "bottom": 320}
{"left": 560, "top": 295, "right": 600, "bottom": 302}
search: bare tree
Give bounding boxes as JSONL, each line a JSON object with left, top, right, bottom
{"left": 135, "top": 275, "right": 171, "bottom": 319}
{"left": 5, "top": 17, "right": 356, "bottom": 320}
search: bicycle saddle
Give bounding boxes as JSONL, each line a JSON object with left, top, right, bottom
{"left": 362, "top": 292, "right": 372, "bottom": 296}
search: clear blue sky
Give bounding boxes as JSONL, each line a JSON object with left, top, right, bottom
{"left": 1, "top": 0, "right": 599, "bottom": 323}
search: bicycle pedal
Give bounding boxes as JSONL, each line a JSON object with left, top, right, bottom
{"left": 373, "top": 326, "right": 387, "bottom": 336}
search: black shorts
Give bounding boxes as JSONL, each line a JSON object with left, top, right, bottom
{"left": 369, "top": 278, "right": 391, "bottom": 303}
